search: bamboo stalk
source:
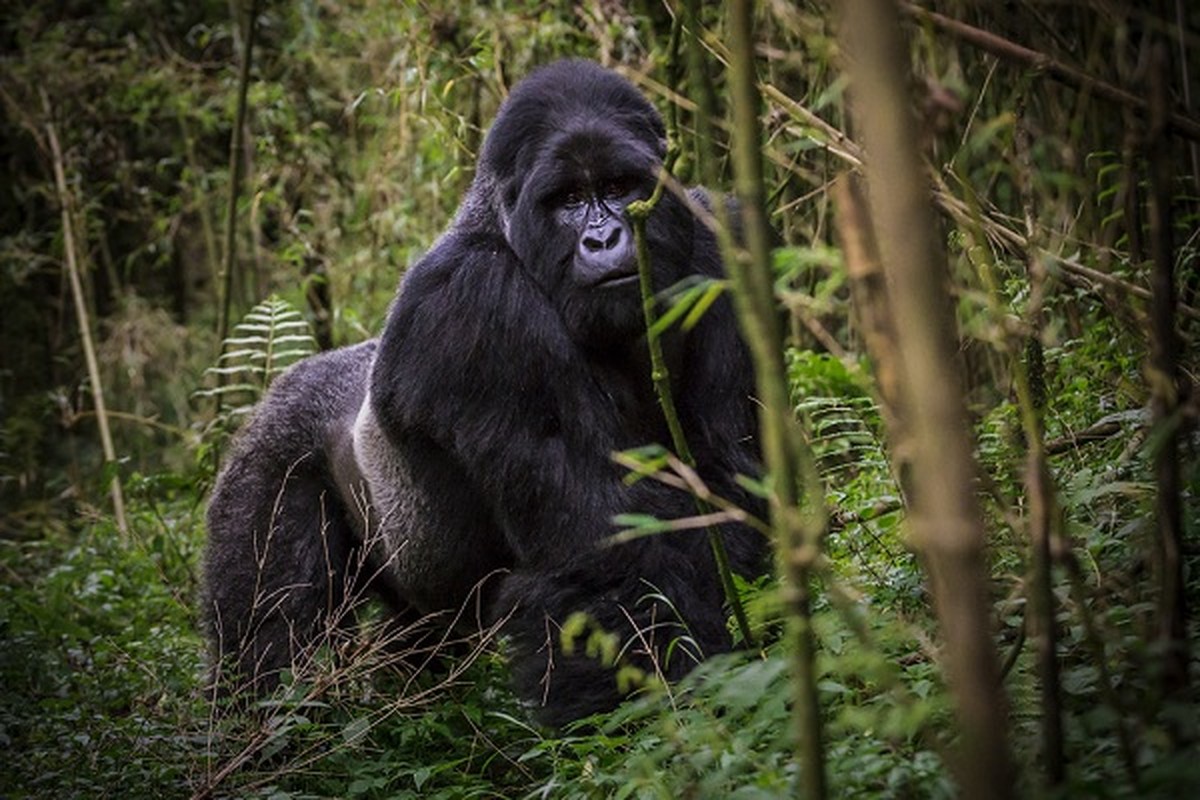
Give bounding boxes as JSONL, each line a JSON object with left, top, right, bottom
{"left": 831, "top": 173, "right": 912, "bottom": 501}
{"left": 1013, "top": 88, "right": 1065, "bottom": 785}
{"left": 682, "top": 0, "right": 720, "bottom": 189}
{"left": 1145, "top": 37, "right": 1189, "bottom": 699}
{"left": 177, "top": 108, "right": 222, "bottom": 306}
{"left": 1175, "top": 0, "right": 1200, "bottom": 204}
{"left": 42, "top": 91, "right": 129, "bottom": 536}
{"left": 726, "top": 2, "right": 827, "bottom": 796}
{"left": 838, "top": 2, "right": 1015, "bottom": 796}
{"left": 216, "top": 0, "right": 260, "bottom": 349}
{"left": 626, "top": 150, "right": 755, "bottom": 648}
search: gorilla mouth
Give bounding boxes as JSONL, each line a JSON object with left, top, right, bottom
{"left": 593, "top": 271, "right": 638, "bottom": 288}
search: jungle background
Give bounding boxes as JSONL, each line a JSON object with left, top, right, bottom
{"left": 1, "top": 0, "right": 1197, "bottom": 797}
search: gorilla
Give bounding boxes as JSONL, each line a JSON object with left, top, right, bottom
{"left": 204, "top": 59, "right": 768, "bottom": 725}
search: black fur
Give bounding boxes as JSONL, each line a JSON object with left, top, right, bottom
{"left": 204, "top": 341, "right": 375, "bottom": 689}
{"left": 204, "top": 60, "right": 768, "bottom": 725}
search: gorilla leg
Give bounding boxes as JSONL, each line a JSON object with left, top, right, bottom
{"left": 498, "top": 530, "right": 732, "bottom": 726}
{"left": 204, "top": 342, "right": 376, "bottom": 691}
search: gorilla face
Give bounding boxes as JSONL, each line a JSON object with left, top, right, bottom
{"left": 481, "top": 62, "right": 695, "bottom": 344}
{"left": 548, "top": 159, "right": 642, "bottom": 289}
{"left": 506, "top": 128, "right": 653, "bottom": 340}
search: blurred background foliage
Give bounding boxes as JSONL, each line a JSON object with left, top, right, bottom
{"left": 0, "top": 0, "right": 1197, "bottom": 797}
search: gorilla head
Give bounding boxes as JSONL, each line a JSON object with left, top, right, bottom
{"left": 473, "top": 60, "right": 696, "bottom": 343}
{"left": 204, "top": 59, "right": 766, "bottom": 727}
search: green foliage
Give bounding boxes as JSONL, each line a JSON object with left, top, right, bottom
{"left": 650, "top": 275, "right": 730, "bottom": 338}
{"left": 0, "top": 492, "right": 208, "bottom": 797}
{"left": 197, "top": 654, "right": 546, "bottom": 799}
{"left": 510, "top": 618, "right": 951, "bottom": 800}
{"left": 787, "top": 351, "right": 917, "bottom": 609}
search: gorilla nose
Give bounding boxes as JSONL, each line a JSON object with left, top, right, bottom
{"left": 577, "top": 217, "right": 635, "bottom": 284}
{"left": 582, "top": 220, "right": 622, "bottom": 252}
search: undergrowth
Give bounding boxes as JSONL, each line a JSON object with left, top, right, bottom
{"left": 0, "top": 495, "right": 207, "bottom": 796}
{"left": 0, "top": 499, "right": 953, "bottom": 799}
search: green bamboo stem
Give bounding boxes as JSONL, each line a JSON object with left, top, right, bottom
{"left": 216, "top": 0, "right": 260, "bottom": 351}
{"left": 725, "top": 2, "right": 827, "bottom": 796}
{"left": 627, "top": 174, "right": 754, "bottom": 648}
{"left": 1146, "top": 37, "right": 1189, "bottom": 701}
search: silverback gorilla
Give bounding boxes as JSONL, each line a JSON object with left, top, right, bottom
{"left": 204, "top": 59, "right": 768, "bottom": 725}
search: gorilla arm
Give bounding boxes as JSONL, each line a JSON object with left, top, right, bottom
{"left": 367, "top": 229, "right": 636, "bottom": 573}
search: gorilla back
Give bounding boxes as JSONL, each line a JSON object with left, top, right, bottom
{"left": 204, "top": 59, "right": 768, "bottom": 725}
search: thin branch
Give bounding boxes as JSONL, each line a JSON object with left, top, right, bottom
{"left": 1049, "top": 254, "right": 1200, "bottom": 322}
{"left": 216, "top": 0, "right": 261, "bottom": 349}
{"left": 612, "top": 451, "right": 773, "bottom": 540}
{"left": 625, "top": 8, "right": 753, "bottom": 646}
{"left": 1175, "top": 0, "right": 1200, "bottom": 202}
{"left": 70, "top": 409, "right": 194, "bottom": 439}
{"left": 1013, "top": 78, "right": 1065, "bottom": 785}
{"left": 627, "top": 163, "right": 755, "bottom": 647}
{"left": 900, "top": 2, "right": 1200, "bottom": 142}
{"left": 762, "top": 82, "right": 864, "bottom": 165}
{"left": 41, "top": 90, "right": 129, "bottom": 536}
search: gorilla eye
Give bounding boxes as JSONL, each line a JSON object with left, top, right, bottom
{"left": 562, "top": 189, "right": 586, "bottom": 208}
{"left": 601, "top": 178, "right": 635, "bottom": 199}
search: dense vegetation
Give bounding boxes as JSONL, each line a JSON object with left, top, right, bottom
{"left": 1, "top": 1, "right": 1196, "bottom": 797}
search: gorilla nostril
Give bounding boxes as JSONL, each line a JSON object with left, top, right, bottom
{"left": 583, "top": 223, "right": 621, "bottom": 253}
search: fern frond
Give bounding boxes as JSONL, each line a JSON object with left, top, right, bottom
{"left": 199, "top": 295, "right": 318, "bottom": 433}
